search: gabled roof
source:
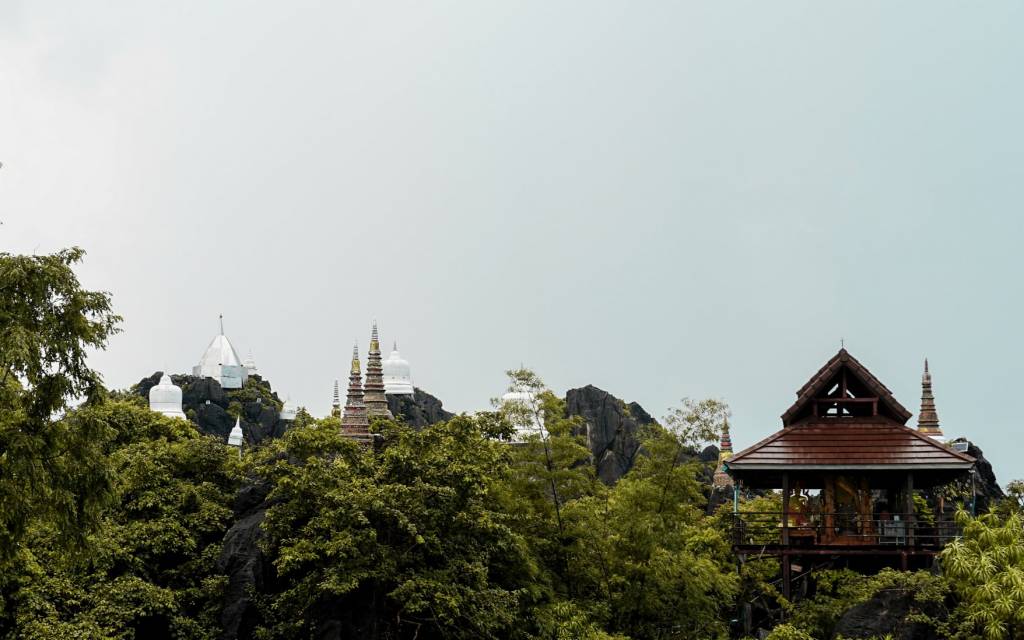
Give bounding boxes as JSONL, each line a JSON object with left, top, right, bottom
{"left": 727, "top": 418, "right": 975, "bottom": 470}
{"left": 781, "top": 349, "right": 912, "bottom": 425}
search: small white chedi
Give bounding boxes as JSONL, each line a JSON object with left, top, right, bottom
{"left": 227, "top": 417, "right": 244, "bottom": 448}
{"left": 149, "top": 373, "right": 187, "bottom": 419}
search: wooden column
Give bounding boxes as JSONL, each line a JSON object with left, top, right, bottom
{"left": 782, "top": 552, "right": 792, "bottom": 601}
{"left": 905, "top": 473, "right": 915, "bottom": 548}
{"left": 782, "top": 472, "right": 791, "bottom": 546}
{"left": 823, "top": 476, "right": 835, "bottom": 544}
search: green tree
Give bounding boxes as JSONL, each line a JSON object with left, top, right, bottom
{"left": 561, "top": 404, "right": 738, "bottom": 640}
{"left": 497, "top": 368, "right": 599, "bottom": 601}
{"left": 942, "top": 509, "right": 1024, "bottom": 639}
{"left": 0, "top": 247, "right": 121, "bottom": 560}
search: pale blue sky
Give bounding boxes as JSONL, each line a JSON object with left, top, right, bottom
{"left": 2, "top": 2, "right": 1022, "bottom": 481}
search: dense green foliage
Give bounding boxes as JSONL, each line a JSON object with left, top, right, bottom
{"left": 0, "top": 401, "right": 238, "bottom": 638}
{"left": 244, "top": 372, "right": 739, "bottom": 639}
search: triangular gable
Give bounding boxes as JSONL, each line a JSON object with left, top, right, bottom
{"left": 781, "top": 349, "right": 912, "bottom": 426}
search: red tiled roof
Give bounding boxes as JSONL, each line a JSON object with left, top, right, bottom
{"left": 728, "top": 419, "right": 974, "bottom": 469}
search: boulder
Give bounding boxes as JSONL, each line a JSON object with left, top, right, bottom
{"left": 565, "top": 385, "right": 656, "bottom": 484}
{"left": 831, "top": 587, "right": 947, "bottom": 640}
{"left": 949, "top": 438, "right": 1004, "bottom": 512}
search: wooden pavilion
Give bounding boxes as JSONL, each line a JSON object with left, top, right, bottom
{"left": 725, "top": 349, "right": 974, "bottom": 599}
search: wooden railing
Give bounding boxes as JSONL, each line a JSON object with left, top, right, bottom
{"left": 731, "top": 512, "right": 962, "bottom": 549}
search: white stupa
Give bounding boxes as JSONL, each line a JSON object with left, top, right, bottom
{"left": 193, "top": 316, "right": 247, "bottom": 389}
{"left": 244, "top": 351, "right": 258, "bottom": 378}
{"left": 383, "top": 342, "right": 415, "bottom": 395}
{"left": 500, "top": 386, "right": 546, "bottom": 442}
{"left": 280, "top": 397, "right": 298, "bottom": 421}
{"left": 149, "top": 373, "right": 186, "bottom": 419}
{"left": 227, "top": 417, "right": 244, "bottom": 448}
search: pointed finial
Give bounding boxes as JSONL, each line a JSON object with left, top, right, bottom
{"left": 393, "top": 340, "right": 398, "bottom": 351}
{"left": 840, "top": 337, "right": 844, "bottom": 349}
{"left": 925, "top": 358, "right": 929, "bottom": 374}
{"left": 219, "top": 314, "right": 224, "bottom": 335}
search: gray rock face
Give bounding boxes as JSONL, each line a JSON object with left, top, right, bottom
{"left": 218, "top": 481, "right": 274, "bottom": 639}
{"left": 386, "top": 388, "right": 454, "bottom": 428}
{"left": 565, "top": 385, "right": 656, "bottom": 484}
{"left": 136, "top": 372, "right": 291, "bottom": 445}
{"left": 831, "top": 587, "right": 947, "bottom": 640}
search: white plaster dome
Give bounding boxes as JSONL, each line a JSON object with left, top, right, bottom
{"left": 149, "top": 373, "right": 186, "bottom": 419}
{"left": 383, "top": 343, "right": 414, "bottom": 395}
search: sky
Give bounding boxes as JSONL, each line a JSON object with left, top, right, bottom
{"left": 2, "top": 2, "right": 1023, "bottom": 480}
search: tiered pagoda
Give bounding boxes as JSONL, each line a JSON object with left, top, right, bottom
{"left": 341, "top": 345, "right": 373, "bottom": 445}
{"left": 713, "top": 419, "right": 734, "bottom": 488}
{"left": 331, "top": 379, "right": 341, "bottom": 418}
{"left": 725, "top": 349, "right": 974, "bottom": 599}
{"left": 363, "top": 322, "right": 394, "bottom": 419}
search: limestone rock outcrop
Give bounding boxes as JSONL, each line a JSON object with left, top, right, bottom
{"left": 386, "top": 388, "right": 454, "bottom": 428}
{"left": 565, "top": 385, "right": 655, "bottom": 484}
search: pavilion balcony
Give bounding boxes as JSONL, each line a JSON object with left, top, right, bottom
{"left": 730, "top": 511, "right": 962, "bottom": 553}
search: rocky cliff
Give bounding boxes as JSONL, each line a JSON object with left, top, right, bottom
{"left": 565, "top": 385, "right": 656, "bottom": 484}
{"left": 136, "top": 372, "right": 290, "bottom": 445}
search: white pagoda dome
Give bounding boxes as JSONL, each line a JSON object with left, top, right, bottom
{"left": 383, "top": 342, "right": 414, "bottom": 395}
{"left": 149, "top": 373, "right": 186, "bottom": 419}
{"left": 500, "top": 387, "right": 546, "bottom": 442}
{"left": 193, "top": 316, "right": 247, "bottom": 389}
{"left": 280, "top": 397, "right": 298, "bottom": 421}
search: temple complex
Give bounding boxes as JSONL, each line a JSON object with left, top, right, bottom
{"left": 363, "top": 322, "right": 394, "bottom": 419}
{"left": 341, "top": 344, "right": 373, "bottom": 444}
{"left": 726, "top": 349, "right": 974, "bottom": 599}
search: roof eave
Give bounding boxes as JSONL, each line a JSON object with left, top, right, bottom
{"left": 728, "top": 462, "right": 975, "bottom": 471}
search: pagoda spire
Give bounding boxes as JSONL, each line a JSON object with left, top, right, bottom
{"left": 341, "top": 343, "right": 372, "bottom": 444}
{"left": 363, "top": 321, "right": 394, "bottom": 419}
{"left": 331, "top": 379, "right": 341, "bottom": 418}
{"left": 713, "top": 418, "right": 734, "bottom": 488}
{"left": 917, "top": 358, "right": 944, "bottom": 439}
